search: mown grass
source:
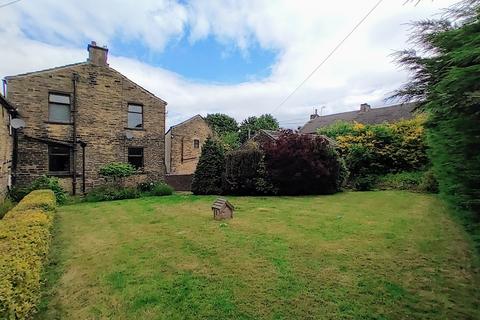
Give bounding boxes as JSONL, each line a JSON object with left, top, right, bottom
{"left": 37, "top": 191, "right": 480, "bottom": 319}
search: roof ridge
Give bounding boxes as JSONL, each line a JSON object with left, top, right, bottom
{"left": 5, "top": 62, "right": 89, "bottom": 79}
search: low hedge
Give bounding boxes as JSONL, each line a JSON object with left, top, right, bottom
{"left": 354, "top": 170, "right": 439, "bottom": 193}
{"left": 0, "top": 190, "right": 56, "bottom": 319}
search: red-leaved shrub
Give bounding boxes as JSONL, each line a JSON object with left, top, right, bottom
{"left": 262, "top": 131, "right": 347, "bottom": 195}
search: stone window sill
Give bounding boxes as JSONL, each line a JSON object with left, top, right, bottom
{"left": 45, "top": 121, "right": 73, "bottom": 125}
{"left": 125, "top": 127, "right": 145, "bottom": 131}
{"left": 48, "top": 172, "right": 83, "bottom": 177}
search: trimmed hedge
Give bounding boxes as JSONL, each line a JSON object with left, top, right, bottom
{"left": 0, "top": 190, "right": 56, "bottom": 319}
{"left": 9, "top": 176, "right": 67, "bottom": 204}
{"left": 224, "top": 144, "right": 274, "bottom": 195}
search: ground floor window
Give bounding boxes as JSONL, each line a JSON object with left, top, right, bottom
{"left": 48, "top": 145, "right": 70, "bottom": 172}
{"left": 128, "top": 147, "right": 144, "bottom": 169}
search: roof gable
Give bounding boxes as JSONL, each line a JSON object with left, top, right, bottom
{"left": 5, "top": 62, "right": 89, "bottom": 80}
{"left": 166, "top": 114, "right": 207, "bottom": 134}
{"left": 6, "top": 63, "right": 167, "bottom": 106}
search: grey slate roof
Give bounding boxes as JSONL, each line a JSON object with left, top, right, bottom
{"left": 299, "top": 103, "right": 417, "bottom": 134}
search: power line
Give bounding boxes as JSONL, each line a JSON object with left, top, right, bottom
{"left": 271, "top": 0, "right": 384, "bottom": 114}
{"left": 0, "top": 0, "right": 22, "bottom": 9}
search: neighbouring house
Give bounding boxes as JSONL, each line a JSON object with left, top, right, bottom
{"left": 165, "top": 115, "right": 212, "bottom": 175}
{"left": 4, "top": 41, "right": 167, "bottom": 194}
{"left": 248, "top": 129, "right": 282, "bottom": 145}
{"left": 0, "top": 94, "right": 17, "bottom": 199}
{"left": 299, "top": 102, "right": 416, "bottom": 134}
{"left": 164, "top": 115, "right": 212, "bottom": 191}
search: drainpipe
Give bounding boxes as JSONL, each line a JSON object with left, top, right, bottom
{"left": 79, "top": 140, "right": 87, "bottom": 194}
{"left": 181, "top": 136, "right": 184, "bottom": 163}
{"left": 71, "top": 73, "right": 79, "bottom": 195}
{"left": 12, "top": 128, "right": 18, "bottom": 186}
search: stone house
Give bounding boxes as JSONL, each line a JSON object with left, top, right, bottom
{"left": 4, "top": 41, "right": 167, "bottom": 194}
{"left": 165, "top": 115, "right": 212, "bottom": 175}
{"left": 300, "top": 103, "right": 416, "bottom": 134}
{"left": 0, "top": 94, "right": 17, "bottom": 199}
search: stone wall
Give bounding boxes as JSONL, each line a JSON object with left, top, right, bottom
{"left": 0, "top": 105, "right": 13, "bottom": 199}
{"left": 6, "top": 62, "right": 167, "bottom": 194}
{"left": 166, "top": 116, "right": 212, "bottom": 175}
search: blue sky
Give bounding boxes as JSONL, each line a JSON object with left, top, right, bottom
{"left": 0, "top": 0, "right": 457, "bottom": 128}
{"left": 111, "top": 36, "right": 278, "bottom": 84}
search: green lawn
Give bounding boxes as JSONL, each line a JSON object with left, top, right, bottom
{"left": 38, "top": 191, "right": 480, "bottom": 320}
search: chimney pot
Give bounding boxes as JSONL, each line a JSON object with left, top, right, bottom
{"left": 360, "top": 103, "right": 371, "bottom": 112}
{"left": 87, "top": 41, "right": 109, "bottom": 66}
{"left": 310, "top": 108, "right": 320, "bottom": 120}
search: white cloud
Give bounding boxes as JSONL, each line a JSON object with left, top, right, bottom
{"left": 0, "top": 0, "right": 458, "bottom": 129}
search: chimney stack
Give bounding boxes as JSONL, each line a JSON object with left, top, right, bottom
{"left": 360, "top": 103, "right": 371, "bottom": 112}
{"left": 87, "top": 41, "right": 109, "bottom": 66}
{"left": 310, "top": 108, "right": 319, "bottom": 120}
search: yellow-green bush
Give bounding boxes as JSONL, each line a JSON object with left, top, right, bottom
{"left": 318, "top": 116, "right": 429, "bottom": 182}
{"left": 0, "top": 189, "right": 56, "bottom": 319}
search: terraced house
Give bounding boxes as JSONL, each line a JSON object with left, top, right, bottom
{"left": 4, "top": 42, "right": 168, "bottom": 194}
{"left": 0, "top": 95, "right": 17, "bottom": 199}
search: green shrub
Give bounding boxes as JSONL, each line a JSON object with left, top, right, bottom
{"left": 192, "top": 137, "right": 226, "bottom": 195}
{"left": 9, "top": 176, "right": 66, "bottom": 204}
{"left": 318, "top": 116, "right": 429, "bottom": 184}
{"left": 376, "top": 172, "right": 423, "bottom": 191}
{"left": 0, "top": 190, "right": 56, "bottom": 319}
{"left": 99, "top": 162, "right": 135, "bottom": 185}
{"left": 418, "top": 169, "right": 439, "bottom": 194}
{"left": 7, "top": 186, "right": 29, "bottom": 203}
{"left": 224, "top": 145, "right": 275, "bottom": 195}
{"left": 137, "top": 181, "right": 155, "bottom": 192}
{"left": 373, "top": 170, "right": 439, "bottom": 193}
{"left": 351, "top": 175, "right": 377, "bottom": 191}
{"left": 150, "top": 182, "right": 173, "bottom": 196}
{"left": 0, "top": 198, "right": 14, "bottom": 220}
{"left": 85, "top": 185, "right": 140, "bottom": 202}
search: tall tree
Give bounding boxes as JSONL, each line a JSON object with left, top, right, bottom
{"left": 205, "top": 113, "right": 238, "bottom": 135}
{"left": 392, "top": 0, "right": 480, "bottom": 220}
{"left": 239, "top": 114, "right": 280, "bottom": 143}
{"left": 191, "top": 137, "right": 225, "bottom": 195}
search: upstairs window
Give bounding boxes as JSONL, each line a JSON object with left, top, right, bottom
{"left": 48, "top": 93, "right": 71, "bottom": 123}
{"left": 48, "top": 145, "right": 70, "bottom": 172}
{"left": 128, "top": 104, "right": 143, "bottom": 129}
{"left": 193, "top": 139, "right": 200, "bottom": 149}
{"left": 128, "top": 147, "right": 144, "bottom": 169}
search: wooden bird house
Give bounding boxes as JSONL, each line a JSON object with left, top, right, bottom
{"left": 212, "top": 198, "right": 234, "bottom": 220}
